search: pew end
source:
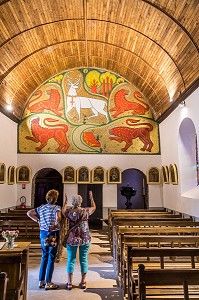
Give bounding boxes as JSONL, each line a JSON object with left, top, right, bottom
{"left": 0, "top": 272, "right": 9, "bottom": 300}
{"left": 0, "top": 251, "right": 28, "bottom": 300}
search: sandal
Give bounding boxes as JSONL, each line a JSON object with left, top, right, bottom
{"left": 66, "top": 283, "right": 72, "bottom": 290}
{"left": 45, "top": 282, "right": 59, "bottom": 290}
{"left": 39, "top": 281, "right": 46, "bottom": 288}
{"left": 79, "top": 282, "right": 86, "bottom": 289}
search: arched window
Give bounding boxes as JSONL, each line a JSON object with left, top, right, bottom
{"left": 195, "top": 133, "right": 199, "bottom": 185}
{"left": 178, "top": 118, "right": 197, "bottom": 192}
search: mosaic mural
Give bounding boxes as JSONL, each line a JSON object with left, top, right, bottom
{"left": 18, "top": 68, "right": 160, "bottom": 154}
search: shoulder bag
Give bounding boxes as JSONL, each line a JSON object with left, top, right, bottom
{"left": 44, "top": 206, "right": 58, "bottom": 247}
{"left": 62, "top": 209, "right": 87, "bottom": 247}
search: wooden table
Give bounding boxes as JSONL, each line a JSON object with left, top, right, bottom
{"left": 0, "top": 242, "right": 30, "bottom": 300}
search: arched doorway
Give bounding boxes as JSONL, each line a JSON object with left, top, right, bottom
{"left": 31, "top": 168, "right": 63, "bottom": 207}
{"left": 117, "top": 168, "right": 148, "bottom": 209}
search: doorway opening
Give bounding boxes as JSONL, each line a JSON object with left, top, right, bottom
{"left": 31, "top": 168, "right": 63, "bottom": 208}
{"left": 78, "top": 184, "right": 103, "bottom": 229}
{"left": 117, "top": 168, "right": 148, "bottom": 209}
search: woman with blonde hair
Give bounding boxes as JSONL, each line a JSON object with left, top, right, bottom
{"left": 62, "top": 190, "right": 96, "bottom": 290}
{"left": 27, "top": 189, "right": 61, "bottom": 290}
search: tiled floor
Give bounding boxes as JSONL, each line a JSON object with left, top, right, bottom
{"left": 28, "top": 229, "right": 122, "bottom": 300}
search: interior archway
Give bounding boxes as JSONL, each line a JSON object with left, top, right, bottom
{"left": 117, "top": 168, "right": 148, "bottom": 209}
{"left": 31, "top": 168, "right": 63, "bottom": 208}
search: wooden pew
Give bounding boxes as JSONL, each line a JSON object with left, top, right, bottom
{"left": 107, "top": 209, "right": 184, "bottom": 243}
{"left": 110, "top": 215, "right": 186, "bottom": 241}
{"left": 110, "top": 219, "right": 199, "bottom": 255}
{"left": 0, "top": 214, "right": 30, "bottom": 220}
{"left": 0, "top": 216, "right": 67, "bottom": 259}
{"left": 103, "top": 208, "right": 167, "bottom": 226}
{"left": 108, "top": 208, "right": 184, "bottom": 225}
{"left": 121, "top": 235, "right": 199, "bottom": 274}
{"left": 137, "top": 263, "right": 199, "bottom": 300}
{"left": 108, "top": 208, "right": 189, "bottom": 221}
{"left": 0, "top": 214, "right": 68, "bottom": 258}
{"left": 108, "top": 209, "right": 198, "bottom": 299}
{"left": 0, "top": 242, "right": 30, "bottom": 300}
{"left": 114, "top": 226, "right": 199, "bottom": 278}
{"left": 0, "top": 208, "right": 31, "bottom": 219}
{"left": 127, "top": 247, "right": 199, "bottom": 300}
{"left": 122, "top": 236, "right": 199, "bottom": 294}
{"left": 109, "top": 212, "right": 184, "bottom": 230}
{"left": 0, "top": 220, "right": 40, "bottom": 244}
{"left": 7, "top": 208, "right": 30, "bottom": 214}
{"left": 108, "top": 208, "right": 166, "bottom": 214}
{"left": 0, "top": 272, "right": 8, "bottom": 300}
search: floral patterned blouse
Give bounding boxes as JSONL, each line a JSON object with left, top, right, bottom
{"left": 64, "top": 207, "right": 91, "bottom": 246}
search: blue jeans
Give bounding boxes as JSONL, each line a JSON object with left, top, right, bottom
{"left": 39, "top": 230, "right": 59, "bottom": 283}
{"left": 66, "top": 243, "right": 90, "bottom": 273}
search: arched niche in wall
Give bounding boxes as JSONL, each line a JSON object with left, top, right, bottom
{"left": 117, "top": 168, "right": 148, "bottom": 209}
{"left": 31, "top": 168, "right": 63, "bottom": 208}
{"left": 178, "top": 117, "right": 197, "bottom": 193}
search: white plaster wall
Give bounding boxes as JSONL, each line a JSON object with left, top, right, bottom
{"left": 17, "top": 153, "right": 163, "bottom": 213}
{"left": 0, "top": 112, "right": 18, "bottom": 209}
{"left": 159, "top": 88, "right": 199, "bottom": 218}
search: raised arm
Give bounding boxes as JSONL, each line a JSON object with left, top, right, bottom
{"left": 89, "top": 190, "right": 96, "bottom": 215}
{"left": 62, "top": 193, "right": 68, "bottom": 215}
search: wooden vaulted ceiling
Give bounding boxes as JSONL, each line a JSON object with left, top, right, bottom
{"left": 0, "top": 0, "right": 199, "bottom": 123}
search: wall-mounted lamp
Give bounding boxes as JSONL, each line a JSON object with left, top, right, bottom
{"left": 179, "top": 100, "right": 186, "bottom": 107}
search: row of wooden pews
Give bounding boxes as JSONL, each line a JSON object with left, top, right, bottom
{"left": 108, "top": 208, "right": 199, "bottom": 299}
{"left": 0, "top": 207, "right": 67, "bottom": 259}
{"left": 0, "top": 208, "right": 41, "bottom": 257}
{"left": 0, "top": 207, "right": 67, "bottom": 300}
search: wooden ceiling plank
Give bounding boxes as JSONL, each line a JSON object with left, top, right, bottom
{"left": 0, "top": 0, "right": 198, "bottom": 121}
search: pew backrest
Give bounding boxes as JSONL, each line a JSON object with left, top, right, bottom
{"left": 137, "top": 263, "right": 199, "bottom": 300}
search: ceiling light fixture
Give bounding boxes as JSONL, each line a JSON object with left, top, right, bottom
{"left": 179, "top": 100, "right": 186, "bottom": 107}
{"left": 6, "top": 104, "right": 13, "bottom": 111}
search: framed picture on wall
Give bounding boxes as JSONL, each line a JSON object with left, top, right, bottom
{"left": 77, "top": 166, "right": 90, "bottom": 184}
{"left": 147, "top": 167, "right": 161, "bottom": 184}
{"left": 62, "top": 166, "right": 76, "bottom": 183}
{"left": 162, "top": 165, "right": 169, "bottom": 184}
{"left": 169, "top": 163, "right": 178, "bottom": 185}
{"left": 0, "top": 163, "right": 6, "bottom": 184}
{"left": 8, "top": 166, "right": 15, "bottom": 185}
{"left": 16, "top": 165, "right": 31, "bottom": 183}
{"left": 91, "top": 166, "right": 105, "bottom": 184}
{"left": 107, "top": 166, "right": 122, "bottom": 184}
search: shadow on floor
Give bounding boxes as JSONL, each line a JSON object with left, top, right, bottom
{"left": 88, "top": 266, "right": 116, "bottom": 280}
{"left": 85, "top": 286, "right": 122, "bottom": 299}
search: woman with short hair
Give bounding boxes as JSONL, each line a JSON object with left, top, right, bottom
{"left": 62, "top": 190, "right": 96, "bottom": 290}
{"left": 27, "top": 189, "right": 61, "bottom": 290}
